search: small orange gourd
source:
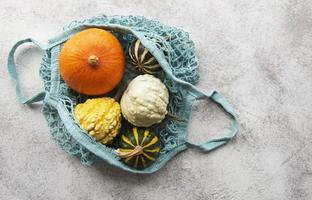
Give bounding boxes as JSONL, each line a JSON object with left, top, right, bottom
{"left": 59, "top": 28, "right": 125, "bottom": 95}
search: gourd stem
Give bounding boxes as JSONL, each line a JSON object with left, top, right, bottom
{"left": 116, "top": 145, "right": 144, "bottom": 158}
{"left": 166, "top": 112, "right": 186, "bottom": 122}
{"left": 88, "top": 55, "right": 99, "bottom": 66}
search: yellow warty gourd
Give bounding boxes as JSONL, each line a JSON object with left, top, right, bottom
{"left": 74, "top": 97, "right": 122, "bottom": 144}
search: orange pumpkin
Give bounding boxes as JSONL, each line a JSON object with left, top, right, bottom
{"left": 59, "top": 28, "right": 125, "bottom": 95}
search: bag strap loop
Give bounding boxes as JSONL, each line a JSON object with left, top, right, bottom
{"left": 186, "top": 90, "right": 239, "bottom": 152}
{"left": 7, "top": 38, "right": 47, "bottom": 104}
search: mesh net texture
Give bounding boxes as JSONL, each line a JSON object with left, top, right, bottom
{"left": 39, "top": 15, "right": 200, "bottom": 166}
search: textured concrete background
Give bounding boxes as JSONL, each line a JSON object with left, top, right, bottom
{"left": 1, "top": 0, "right": 312, "bottom": 199}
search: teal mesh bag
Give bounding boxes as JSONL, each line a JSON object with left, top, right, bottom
{"left": 7, "top": 15, "right": 239, "bottom": 174}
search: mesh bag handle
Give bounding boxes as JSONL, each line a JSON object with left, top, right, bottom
{"left": 186, "top": 90, "right": 239, "bottom": 151}
{"left": 7, "top": 38, "right": 47, "bottom": 104}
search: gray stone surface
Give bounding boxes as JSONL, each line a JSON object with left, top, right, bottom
{"left": 1, "top": 0, "right": 312, "bottom": 199}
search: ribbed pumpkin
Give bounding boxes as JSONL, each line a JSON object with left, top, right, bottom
{"left": 116, "top": 127, "right": 160, "bottom": 169}
{"left": 128, "top": 39, "right": 162, "bottom": 74}
{"left": 74, "top": 97, "right": 122, "bottom": 144}
{"left": 59, "top": 28, "right": 125, "bottom": 95}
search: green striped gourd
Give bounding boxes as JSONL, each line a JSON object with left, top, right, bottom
{"left": 115, "top": 127, "right": 160, "bottom": 169}
{"left": 128, "top": 39, "right": 162, "bottom": 74}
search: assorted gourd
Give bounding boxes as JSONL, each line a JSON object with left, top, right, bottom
{"left": 128, "top": 39, "right": 162, "bottom": 74}
{"left": 59, "top": 28, "right": 177, "bottom": 169}
{"left": 116, "top": 127, "right": 160, "bottom": 169}
{"left": 120, "top": 74, "right": 169, "bottom": 127}
{"left": 74, "top": 98, "right": 121, "bottom": 144}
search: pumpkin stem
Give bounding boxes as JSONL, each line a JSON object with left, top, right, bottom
{"left": 88, "top": 55, "right": 99, "bottom": 66}
{"left": 115, "top": 145, "right": 144, "bottom": 158}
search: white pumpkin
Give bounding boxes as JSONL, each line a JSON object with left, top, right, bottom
{"left": 120, "top": 74, "right": 169, "bottom": 127}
